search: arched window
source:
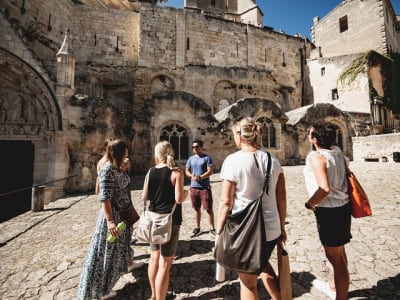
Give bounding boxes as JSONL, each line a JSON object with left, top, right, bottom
{"left": 256, "top": 117, "right": 276, "bottom": 148}
{"left": 218, "top": 99, "right": 230, "bottom": 112}
{"left": 159, "top": 124, "right": 189, "bottom": 160}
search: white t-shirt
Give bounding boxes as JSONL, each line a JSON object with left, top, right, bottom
{"left": 220, "top": 150, "right": 284, "bottom": 241}
{"left": 303, "top": 147, "right": 350, "bottom": 208}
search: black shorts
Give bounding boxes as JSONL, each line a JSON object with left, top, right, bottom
{"left": 314, "top": 201, "right": 352, "bottom": 247}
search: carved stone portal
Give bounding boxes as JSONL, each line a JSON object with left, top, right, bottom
{"left": 0, "top": 48, "right": 61, "bottom": 138}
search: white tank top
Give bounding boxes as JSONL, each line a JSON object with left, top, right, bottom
{"left": 303, "top": 147, "right": 350, "bottom": 208}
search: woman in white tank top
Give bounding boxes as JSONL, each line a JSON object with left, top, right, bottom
{"left": 303, "top": 120, "right": 352, "bottom": 300}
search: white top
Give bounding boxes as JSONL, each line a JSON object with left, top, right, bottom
{"left": 303, "top": 147, "right": 350, "bottom": 208}
{"left": 220, "top": 150, "right": 284, "bottom": 241}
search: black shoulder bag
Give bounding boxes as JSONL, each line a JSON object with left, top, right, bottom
{"left": 214, "top": 151, "right": 272, "bottom": 274}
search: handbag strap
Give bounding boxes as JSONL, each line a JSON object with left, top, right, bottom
{"left": 253, "top": 151, "right": 272, "bottom": 196}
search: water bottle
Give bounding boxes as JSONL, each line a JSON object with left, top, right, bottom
{"left": 107, "top": 221, "right": 126, "bottom": 243}
{"left": 216, "top": 262, "right": 225, "bottom": 282}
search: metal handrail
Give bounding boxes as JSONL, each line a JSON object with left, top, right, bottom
{"left": 0, "top": 174, "right": 77, "bottom": 198}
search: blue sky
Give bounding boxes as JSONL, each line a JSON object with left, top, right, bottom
{"left": 161, "top": 0, "right": 400, "bottom": 39}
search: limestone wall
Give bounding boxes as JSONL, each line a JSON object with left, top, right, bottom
{"left": 353, "top": 133, "right": 400, "bottom": 162}
{"left": 307, "top": 54, "right": 371, "bottom": 113}
{"left": 311, "top": 0, "right": 384, "bottom": 57}
{"left": 72, "top": 6, "right": 139, "bottom": 66}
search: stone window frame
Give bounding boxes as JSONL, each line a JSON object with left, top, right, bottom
{"left": 339, "top": 15, "right": 348, "bottom": 33}
{"left": 331, "top": 88, "right": 339, "bottom": 100}
{"left": 256, "top": 116, "right": 279, "bottom": 149}
{"left": 158, "top": 123, "right": 190, "bottom": 162}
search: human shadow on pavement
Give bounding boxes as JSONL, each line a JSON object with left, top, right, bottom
{"left": 116, "top": 265, "right": 321, "bottom": 299}
{"left": 175, "top": 239, "right": 215, "bottom": 259}
{"left": 348, "top": 273, "right": 400, "bottom": 299}
{"left": 290, "top": 271, "right": 316, "bottom": 297}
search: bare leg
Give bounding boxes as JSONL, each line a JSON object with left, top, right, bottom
{"left": 324, "top": 245, "right": 349, "bottom": 300}
{"left": 260, "top": 262, "right": 280, "bottom": 300}
{"left": 207, "top": 209, "right": 215, "bottom": 229}
{"left": 148, "top": 250, "right": 160, "bottom": 299}
{"left": 155, "top": 255, "right": 174, "bottom": 300}
{"left": 329, "top": 249, "right": 347, "bottom": 291}
{"left": 195, "top": 208, "right": 201, "bottom": 229}
{"left": 238, "top": 272, "right": 259, "bottom": 300}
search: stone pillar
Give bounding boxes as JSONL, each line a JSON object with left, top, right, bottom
{"left": 31, "top": 186, "right": 45, "bottom": 212}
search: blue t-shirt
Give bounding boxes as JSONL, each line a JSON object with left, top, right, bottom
{"left": 186, "top": 154, "right": 213, "bottom": 188}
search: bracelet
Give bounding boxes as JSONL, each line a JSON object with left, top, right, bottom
{"left": 107, "top": 219, "right": 115, "bottom": 223}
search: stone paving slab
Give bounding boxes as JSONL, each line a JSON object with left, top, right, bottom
{"left": 0, "top": 162, "right": 400, "bottom": 299}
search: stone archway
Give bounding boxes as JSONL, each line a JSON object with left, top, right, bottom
{"left": 0, "top": 47, "right": 62, "bottom": 134}
{"left": 0, "top": 47, "right": 63, "bottom": 217}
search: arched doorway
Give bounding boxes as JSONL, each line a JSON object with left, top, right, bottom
{"left": 0, "top": 141, "right": 34, "bottom": 222}
{"left": 0, "top": 48, "right": 62, "bottom": 220}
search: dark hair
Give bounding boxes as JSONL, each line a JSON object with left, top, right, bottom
{"left": 310, "top": 120, "right": 336, "bottom": 149}
{"left": 192, "top": 139, "right": 203, "bottom": 147}
{"left": 106, "top": 139, "right": 128, "bottom": 169}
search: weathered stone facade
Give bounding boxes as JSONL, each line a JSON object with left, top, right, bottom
{"left": 308, "top": 0, "right": 400, "bottom": 136}
{"left": 0, "top": 0, "right": 398, "bottom": 210}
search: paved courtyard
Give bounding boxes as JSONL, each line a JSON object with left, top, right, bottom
{"left": 0, "top": 161, "right": 399, "bottom": 299}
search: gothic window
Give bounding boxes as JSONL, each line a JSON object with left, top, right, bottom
{"left": 339, "top": 16, "right": 348, "bottom": 33}
{"left": 256, "top": 117, "right": 276, "bottom": 148}
{"left": 187, "top": 37, "right": 190, "bottom": 50}
{"left": 321, "top": 67, "right": 325, "bottom": 76}
{"left": 211, "top": 0, "right": 215, "bottom": 6}
{"left": 159, "top": 124, "right": 189, "bottom": 160}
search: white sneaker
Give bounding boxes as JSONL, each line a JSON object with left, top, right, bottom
{"left": 312, "top": 279, "right": 336, "bottom": 299}
{"left": 128, "top": 261, "right": 144, "bottom": 272}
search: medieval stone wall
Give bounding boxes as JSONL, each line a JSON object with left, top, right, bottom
{"left": 311, "top": 0, "right": 385, "bottom": 57}
{"left": 71, "top": 6, "right": 140, "bottom": 66}
{"left": 307, "top": 54, "right": 371, "bottom": 113}
{"left": 353, "top": 133, "right": 400, "bottom": 162}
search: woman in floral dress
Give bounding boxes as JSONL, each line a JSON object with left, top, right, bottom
{"left": 78, "top": 139, "right": 133, "bottom": 299}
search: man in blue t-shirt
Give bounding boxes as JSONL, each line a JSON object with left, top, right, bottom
{"left": 185, "top": 139, "right": 216, "bottom": 238}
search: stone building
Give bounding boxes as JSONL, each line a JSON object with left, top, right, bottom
{"left": 307, "top": 0, "right": 400, "bottom": 134}
{"left": 0, "top": 0, "right": 399, "bottom": 220}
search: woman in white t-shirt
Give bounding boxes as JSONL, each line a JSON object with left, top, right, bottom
{"left": 303, "top": 120, "right": 351, "bottom": 300}
{"left": 216, "top": 117, "right": 287, "bottom": 300}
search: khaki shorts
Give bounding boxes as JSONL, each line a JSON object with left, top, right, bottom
{"left": 150, "top": 225, "right": 180, "bottom": 257}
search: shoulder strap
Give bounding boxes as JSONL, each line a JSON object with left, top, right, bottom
{"left": 264, "top": 152, "right": 272, "bottom": 195}
{"left": 253, "top": 151, "right": 272, "bottom": 196}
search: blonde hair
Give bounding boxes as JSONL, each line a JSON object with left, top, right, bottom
{"left": 154, "top": 141, "right": 175, "bottom": 168}
{"left": 232, "top": 117, "right": 261, "bottom": 148}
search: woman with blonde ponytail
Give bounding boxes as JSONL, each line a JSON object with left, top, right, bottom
{"left": 142, "top": 141, "right": 188, "bottom": 300}
{"left": 216, "top": 117, "right": 288, "bottom": 300}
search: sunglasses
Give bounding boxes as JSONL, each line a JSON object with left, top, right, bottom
{"left": 192, "top": 145, "right": 200, "bottom": 149}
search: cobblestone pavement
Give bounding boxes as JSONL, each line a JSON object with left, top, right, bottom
{"left": 1, "top": 162, "right": 400, "bottom": 300}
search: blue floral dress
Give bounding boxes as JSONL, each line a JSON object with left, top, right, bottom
{"left": 78, "top": 162, "right": 132, "bottom": 299}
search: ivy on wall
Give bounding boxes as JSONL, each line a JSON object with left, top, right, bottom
{"left": 338, "top": 50, "right": 400, "bottom": 113}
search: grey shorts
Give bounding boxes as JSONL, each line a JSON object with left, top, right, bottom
{"left": 150, "top": 225, "right": 180, "bottom": 257}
